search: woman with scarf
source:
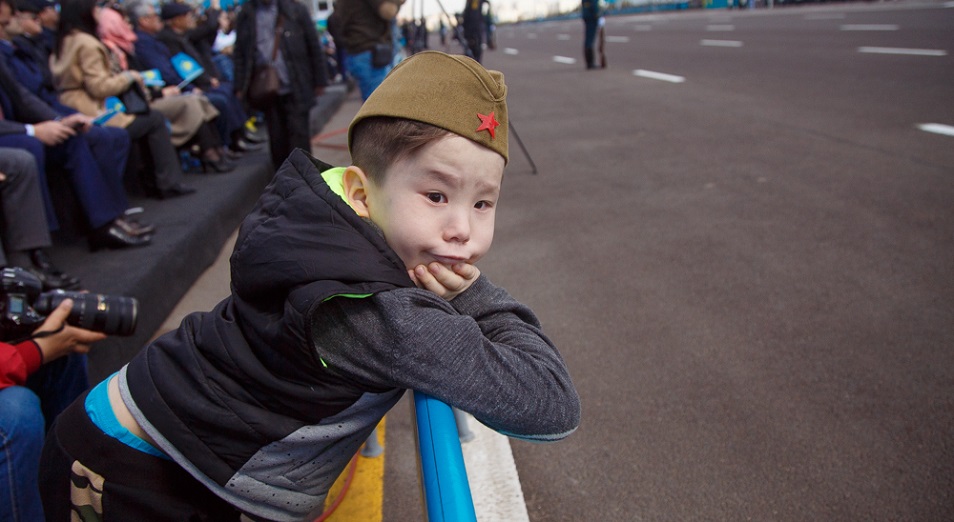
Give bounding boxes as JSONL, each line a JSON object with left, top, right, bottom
{"left": 50, "top": 0, "right": 188, "bottom": 199}
{"left": 96, "top": 7, "right": 234, "bottom": 173}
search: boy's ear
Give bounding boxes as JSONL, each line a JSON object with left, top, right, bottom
{"left": 342, "top": 166, "right": 371, "bottom": 218}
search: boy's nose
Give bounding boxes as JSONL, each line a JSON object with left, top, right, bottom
{"left": 442, "top": 210, "right": 471, "bottom": 243}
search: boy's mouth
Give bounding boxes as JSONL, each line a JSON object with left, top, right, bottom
{"left": 429, "top": 254, "right": 468, "bottom": 265}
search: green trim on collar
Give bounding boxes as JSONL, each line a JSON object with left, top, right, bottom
{"left": 320, "top": 167, "right": 355, "bottom": 210}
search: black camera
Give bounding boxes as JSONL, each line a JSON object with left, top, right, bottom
{"left": 0, "top": 267, "right": 138, "bottom": 340}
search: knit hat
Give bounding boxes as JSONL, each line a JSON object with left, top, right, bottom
{"left": 160, "top": 2, "right": 192, "bottom": 20}
{"left": 349, "top": 51, "right": 509, "bottom": 164}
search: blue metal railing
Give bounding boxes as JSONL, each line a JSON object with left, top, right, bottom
{"left": 413, "top": 392, "right": 478, "bottom": 522}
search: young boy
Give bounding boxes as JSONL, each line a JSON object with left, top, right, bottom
{"left": 39, "top": 51, "right": 581, "bottom": 522}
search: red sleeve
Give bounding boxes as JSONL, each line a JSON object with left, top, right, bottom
{"left": 0, "top": 340, "right": 43, "bottom": 390}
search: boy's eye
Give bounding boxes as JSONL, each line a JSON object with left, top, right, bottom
{"left": 426, "top": 192, "right": 446, "bottom": 203}
{"left": 474, "top": 201, "right": 492, "bottom": 210}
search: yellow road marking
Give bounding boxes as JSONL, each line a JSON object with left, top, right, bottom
{"left": 320, "top": 418, "right": 386, "bottom": 522}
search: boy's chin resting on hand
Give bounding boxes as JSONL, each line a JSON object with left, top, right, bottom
{"left": 409, "top": 262, "right": 481, "bottom": 301}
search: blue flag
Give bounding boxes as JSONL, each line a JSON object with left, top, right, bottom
{"left": 170, "top": 52, "right": 204, "bottom": 88}
{"left": 140, "top": 68, "right": 165, "bottom": 87}
{"left": 94, "top": 97, "right": 123, "bottom": 125}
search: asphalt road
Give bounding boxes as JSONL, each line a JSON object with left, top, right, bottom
{"left": 400, "top": 1, "right": 954, "bottom": 520}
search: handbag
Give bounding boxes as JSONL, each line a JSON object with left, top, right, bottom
{"left": 371, "top": 42, "right": 393, "bottom": 68}
{"left": 246, "top": 16, "right": 283, "bottom": 110}
{"left": 119, "top": 81, "right": 150, "bottom": 115}
{"left": 247, "top": 64, "right": 280, "bottom": 110}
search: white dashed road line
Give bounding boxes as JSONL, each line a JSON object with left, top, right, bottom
{"left": 858, "top": 46, "right": 947, "bottom": 56}
{"left": 633, "top": 69, "right": 686, "bottom": 83}
{"left": 840, "top": 24, "right": 899, "bottom": 31}
{"left": 918, "top": 123, "right": 954, "bottom": 137}
{"left": 553, "top": 56, "right": 577, "bottom": 65}
{"left": 701, "top": 39, "right": 743, "bottom": 48}
{"left": 503, "top": 48, "right": 519, "bottom": 55}
{"left": 605, "top": 36, "right": 630, "bottom": 43}
{"left": 706, "top": 24, "right": 735, "bottom": 31}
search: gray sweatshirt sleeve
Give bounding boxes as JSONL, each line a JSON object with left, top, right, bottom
{"left": 309, "top": 275, "right": 581, "bottom": 441}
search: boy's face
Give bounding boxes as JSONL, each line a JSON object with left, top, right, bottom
{"left": 347, "top": 135, "right": 505, "bottom": 271}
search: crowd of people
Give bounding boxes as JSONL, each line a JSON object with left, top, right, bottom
{"left": 0, "top": 0, "right": 269, "bottom": 294}
{"left": 0, "top": 1, "right": 324, "bottom": 520}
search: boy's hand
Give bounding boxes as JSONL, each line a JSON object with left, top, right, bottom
{"left": 409, "top": 262, "right": 480, "bottom": 301}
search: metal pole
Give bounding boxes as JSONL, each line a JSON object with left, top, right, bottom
{"left": 413, "top": 392, "right": 478, "bottom": 522}
{"left": 361, "top": 426, "right": 384, "bottom": 457}
{"left": 453, "top": 407, "right": 475, "bottom": 442}
{"left": 509, "top": 121, "right": 538, "bottom": 174}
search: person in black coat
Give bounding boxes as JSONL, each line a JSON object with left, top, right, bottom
{"left": 232, "top": 0, "right": 329, "bottom": 170}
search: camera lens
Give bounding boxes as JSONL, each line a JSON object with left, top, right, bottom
{"left": 34, "top": 291, "right": 138, "bottom": 336}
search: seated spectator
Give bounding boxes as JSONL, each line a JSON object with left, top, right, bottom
{"left": 0, "top": 148, "right": 79, "bottom": 289}
{"left": 155, "top": 0, "right": 261, "bottom": 154}
{"left": 1, "top": 0, "right": 156, "bottom": 248}
{"left": 16, "top": 0, "right": 53, "bottom": 60}
{"left": 0, "top": 297, "right": 106, "bottom": 521}
{"left": 211, "top": 8, "right": 235, "bottom": 82}
{"left": 8, "top": 0, "right": 63, "bottom": 112}
{"left": 49, "top": 0, "right": 196, "bottom": 200}
{"left": 0, "top": 3, "right": 154, "bottom": 252}
{"left": 97, "top": 6, "right": 234, "bottom": 173}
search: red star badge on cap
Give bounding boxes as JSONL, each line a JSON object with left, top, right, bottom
{"left": 476, "top": 111, "right": 500, "bottom": 139}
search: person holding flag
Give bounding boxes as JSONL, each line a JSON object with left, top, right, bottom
{"left": 49, "top": 0, "right": 197, "bottom": 199}
{"left": 157, "top": 0, "right": 260, "bottom": 155}
{"left": 96, "top": 6, "right": 234, "bottom": 173}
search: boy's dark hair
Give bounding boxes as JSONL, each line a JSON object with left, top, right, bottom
{"left": 350, "top": 116, "right": 451, "bottom": 184}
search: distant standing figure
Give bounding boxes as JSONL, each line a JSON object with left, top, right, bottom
{"left": 461, "top": 0, "right": 487, "bottom": 62}
{"left": 581, "top": 0, "right": 605, "bottom": 70}
{"left": 336, "top": 0, "right": 405, "bottom": 100}
{"left": 233, "top": 0, "right": 329, "bottom": 170}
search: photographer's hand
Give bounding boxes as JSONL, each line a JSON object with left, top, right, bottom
{"left": 32, "top": 299, "right": 107, "bottom": 363}
{"left": 409, "top": 262, "right": 480, "bottom": 301}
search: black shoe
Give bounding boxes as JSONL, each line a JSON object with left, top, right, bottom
{"left": 157, "top": 183, "right": 197, "bottom": 199}
{"left": 114, "top": 216, "right": 156, "bottom": 237}
{"left": 230, "top": 138, "right": 263, "bottom": 153}
{"left": 201, "top": 157, "right": 236, "bottom": 174}
{"left": 28, "top": 249, "right": 81, "bottom": 290}
{"left": 88, "top": 223, "right": 153, "bottom": 251}
{"left": 242, "top": 130, "right": 267, "bottom": 144}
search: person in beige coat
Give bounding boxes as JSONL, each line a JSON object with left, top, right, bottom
{"left": 49, "top": 0, "right": 195, "bottom": 198}
{"left": 96, "top": 6, "right": 234, "bottom": 173}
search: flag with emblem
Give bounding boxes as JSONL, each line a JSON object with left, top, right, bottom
{"left": 93, "top": 97, "right": 123, "bottom": 125}
{"left": 140, "top": 69, "right": 165, "bottom": 87}
{"left": 170, "top": 52, "right": 204, "bottom": 88}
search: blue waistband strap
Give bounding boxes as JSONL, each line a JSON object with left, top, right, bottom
{"left": 85, "top": 373, "right": 169, "bottom": 459}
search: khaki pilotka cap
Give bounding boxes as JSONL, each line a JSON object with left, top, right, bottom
{"left": 348, "top": 51, "right": 509, "bottom": 164}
